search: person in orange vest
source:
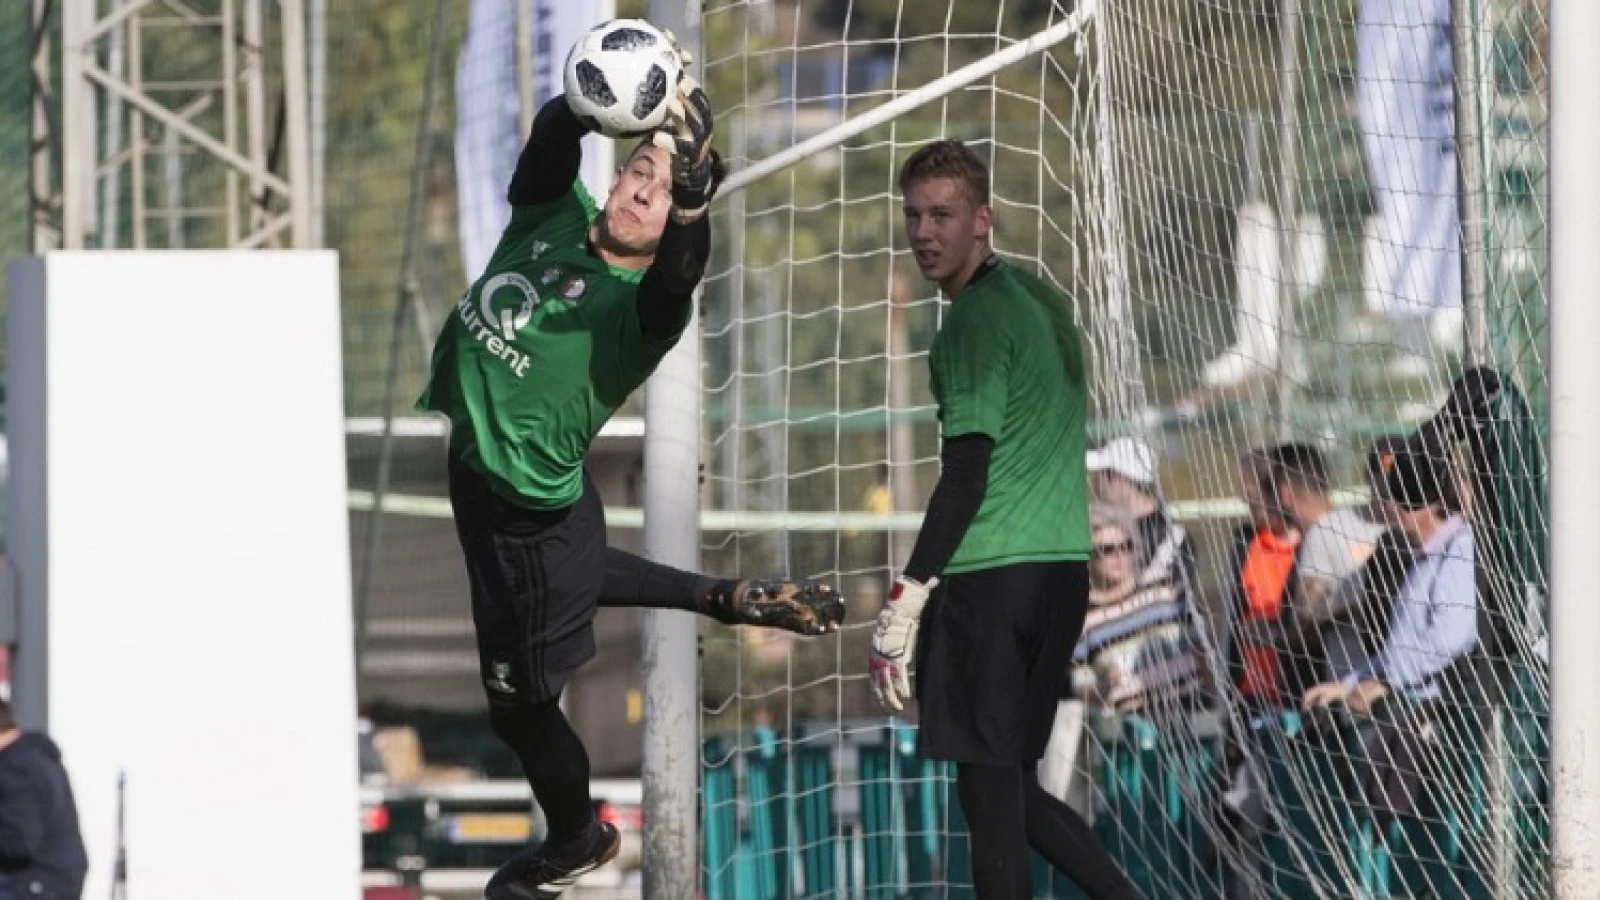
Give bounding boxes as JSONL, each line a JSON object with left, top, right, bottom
{"left": 1208, "top": 449, "right": 1303, "bottom": 898}
{"left": 1227, "top": 448, "right": 1302, "bottom": 708}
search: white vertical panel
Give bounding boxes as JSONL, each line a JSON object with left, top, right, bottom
{"left": 5, "top": 252, "right": 359, "bottom": 900}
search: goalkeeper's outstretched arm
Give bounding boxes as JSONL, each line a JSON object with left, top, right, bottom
{"left": 635, "top": 214, "right": 709, "bottom": 340}
{"left": 634, "top": 74, "right": 723, "bottom": 340}
{"left": 508, "top": 96, "right": 588, "bottom": 207}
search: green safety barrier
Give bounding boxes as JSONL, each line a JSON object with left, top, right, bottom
{"left": 703, "top": 704, "right": 1546, "bottom": 899}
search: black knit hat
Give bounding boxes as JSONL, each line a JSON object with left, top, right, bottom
{"left": 1370, "top": 437, "right": 1456, "bottom": 511}
{"left": 1366, "top": 435, "right": 1409, "bottom": 487}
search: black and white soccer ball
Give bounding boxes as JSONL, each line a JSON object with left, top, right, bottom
{"left": 563, "top": 19, "right": 681, "bottom": 138}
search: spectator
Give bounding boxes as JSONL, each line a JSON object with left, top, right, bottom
{"left": 1303, "top": 440, "right": 1476, "bottom": 822}
{"left": 0, "top": 700, "right": 87, "bottom": 900}
{"left": 1088, "top": 437, "right": 1197, "bottom": 592}
{"left": 1318, "top": 436, "right": 1419, "bottom": 680}
{"left": 1211, "top": 450, "right": 1303, "bottom": 898}
{"left": 1070, "top": 503, "right": 1206, "bottom": 714}
{"left": 1302, "top": 440, "right": 1476, "bottom": 715}
{"left": 1259, "top": 442, "right": 1386, "bottom": 692}
{"left": 1322, "top": 367, "right": 1504, "bottom": 679}
{"left": 1226, "top": 448, "right": 1302, "bottom": 708}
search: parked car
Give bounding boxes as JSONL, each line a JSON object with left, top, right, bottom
{"left": 362, "top": 777, "right": 644, "bottom": 898}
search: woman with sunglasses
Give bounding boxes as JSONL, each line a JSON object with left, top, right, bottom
{"left": 1070, "top": 504, "right": 1207, "bottom": 714}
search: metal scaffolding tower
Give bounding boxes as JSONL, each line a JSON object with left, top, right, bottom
{"left": 30, "top": 0, "right": 311, "bottom": 253}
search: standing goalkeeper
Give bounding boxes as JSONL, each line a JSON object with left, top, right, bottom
{"left": 867, "top": 140, "right": 1139, "bottom": 900}
{"left": 419, "top": 67, "right": 843, "bottom": 900}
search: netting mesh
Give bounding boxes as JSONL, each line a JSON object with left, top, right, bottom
{"left": 0, "top": 0, "right": 1552, "bottom": 895}
{"left": 699, "top": 0, "right": 1549, "bottom": 897}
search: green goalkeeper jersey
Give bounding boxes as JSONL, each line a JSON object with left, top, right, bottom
{"left": 929, "top": 258, "right": 1092, "bottom": 573}
{"left": 417, "top": 181, "right": 682, "bottom": 510}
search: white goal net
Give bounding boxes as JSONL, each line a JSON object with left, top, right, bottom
{"left": 697, "top": 0, "right": 1549, "bottom": 898}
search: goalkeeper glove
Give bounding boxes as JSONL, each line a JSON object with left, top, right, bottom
{"left": 652, "top": 74, "right": 723, "bottom": 222}
{"left": 659, "top": 28, "right": 694, "bottom": 70}
{"left": 869, "top": 576, "right": 936, "bottom": 712}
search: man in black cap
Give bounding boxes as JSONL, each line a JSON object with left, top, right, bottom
{"left": 1301, "top": 438, "right": 1476, "bottom": 715}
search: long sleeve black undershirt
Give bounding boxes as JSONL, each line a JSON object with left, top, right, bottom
{"left": 636, "top": 215, "right": 709, "bottom": 339}
{"left": 904, "top": 434, "right": 995, "bottom": 583}
{"left": 505, "top": 97, "right": 707, "bottom": 341}
{"left": 508, "top": 97, "right": 587, "bottom": 207}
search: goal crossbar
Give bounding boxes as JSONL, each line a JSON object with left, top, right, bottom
{"left": 716, "top": 0, "right": 1099, "bottom": 199}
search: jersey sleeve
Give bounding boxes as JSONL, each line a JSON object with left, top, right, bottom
{"left": 930, "top": 303, "right": 1011, "bottom": 440}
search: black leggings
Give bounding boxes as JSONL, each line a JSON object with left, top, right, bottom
{"left": 490, "top": 695, "right": 595, "bottom": 846}
{"left": 600, "top": 548, "right": 721, "bottom": 614}
{"left": 483, "top": 550, "right": 727, "bottom": 848}
{"left": 957, "top": 763, "right": 1142, "bottom": 900}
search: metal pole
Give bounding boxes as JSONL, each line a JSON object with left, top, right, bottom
{"left": 308, "top": 0, "right": 326, "bottom": 247}
{"left": 280, "top": 0, "right": 312, "bottom": 248}
{"left": 61, "top": 0, "right": 88, "bottom": 249}
{"left": 718, "top": 107, "right": 747, "bottom": 514}
{"left": 82, "top": 0, "right": 99, "bottom": 243}
{"left": 1272, "top": 0, "right": 1301, "bottom": 442}
{"left": 1450, "top": 6, "right": 1506, "bottom": 894}
{"left": 1452, "top": 0, "right": 1491, "bottom": 366}
{"left": 31, "top": 0, "right": 58, "bottom": 253}
{"left": 242, "top": 0, "right": 267, "bottom": 236}
{"left": 515, "top": 0, "right": 535, "bottom": 137}
{"left": 353, "top": 0, "right": 450, "bottom": 688}
{"left": 129, "top": 13, "right": 145, "bottom": 248}
{"left": 101, "top": 0, "right": 126, "bottom": 250}
{"left": 163, "top": 121, "right": 181, "bottom": 247}
{"left": 642, "top": 2, "right": 702, "bottom": 895}
{"left": 1549, "top": 0, "right": 1600, "bottom": 894}
{"left": 222, "top": 0, "right": 239, "bottom": 246}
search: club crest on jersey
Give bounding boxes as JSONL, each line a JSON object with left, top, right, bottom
{"left": 477, "top": 272, "right": 539, "bottom": 340}
{"left": 485, "top": 660, "right": 517, "bottom": 695}
{"left": 558, "top": 277, "right": 587, "bottom": 300}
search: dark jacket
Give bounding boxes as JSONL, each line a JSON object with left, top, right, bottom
{"left": 0, "top": 733, "right": 88, "bottom": 900}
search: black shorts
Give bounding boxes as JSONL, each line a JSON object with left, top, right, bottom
{"left": 915, "top": 560, "right": 1090, "bottom": 767}
{"left": 448, "top": 456, "right": 605, "bottom": 706}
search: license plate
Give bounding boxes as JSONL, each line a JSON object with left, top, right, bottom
{"left": 448, "top": 813, "right": 531, "bottom": 843}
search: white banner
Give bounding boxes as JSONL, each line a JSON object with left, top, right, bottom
{"left": 456, "top": 0, "right": 616, "bottom": 279}
{"left": 1357, "top": 0, "right": 1460, "bottom": 319}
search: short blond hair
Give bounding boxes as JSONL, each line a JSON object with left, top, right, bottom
{"left": 898, "top": 139, "right": 990, "bottom": 206}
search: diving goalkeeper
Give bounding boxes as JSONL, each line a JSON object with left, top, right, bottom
{"left": 867, "top": 140, "right": 1140, "bottom": 900}
{"left": 418, "top": 67, "right": 844, "bottom": 900}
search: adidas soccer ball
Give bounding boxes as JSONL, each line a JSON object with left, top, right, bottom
{"left": 563, "top": 19, "right": 681, "bottom": 139}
